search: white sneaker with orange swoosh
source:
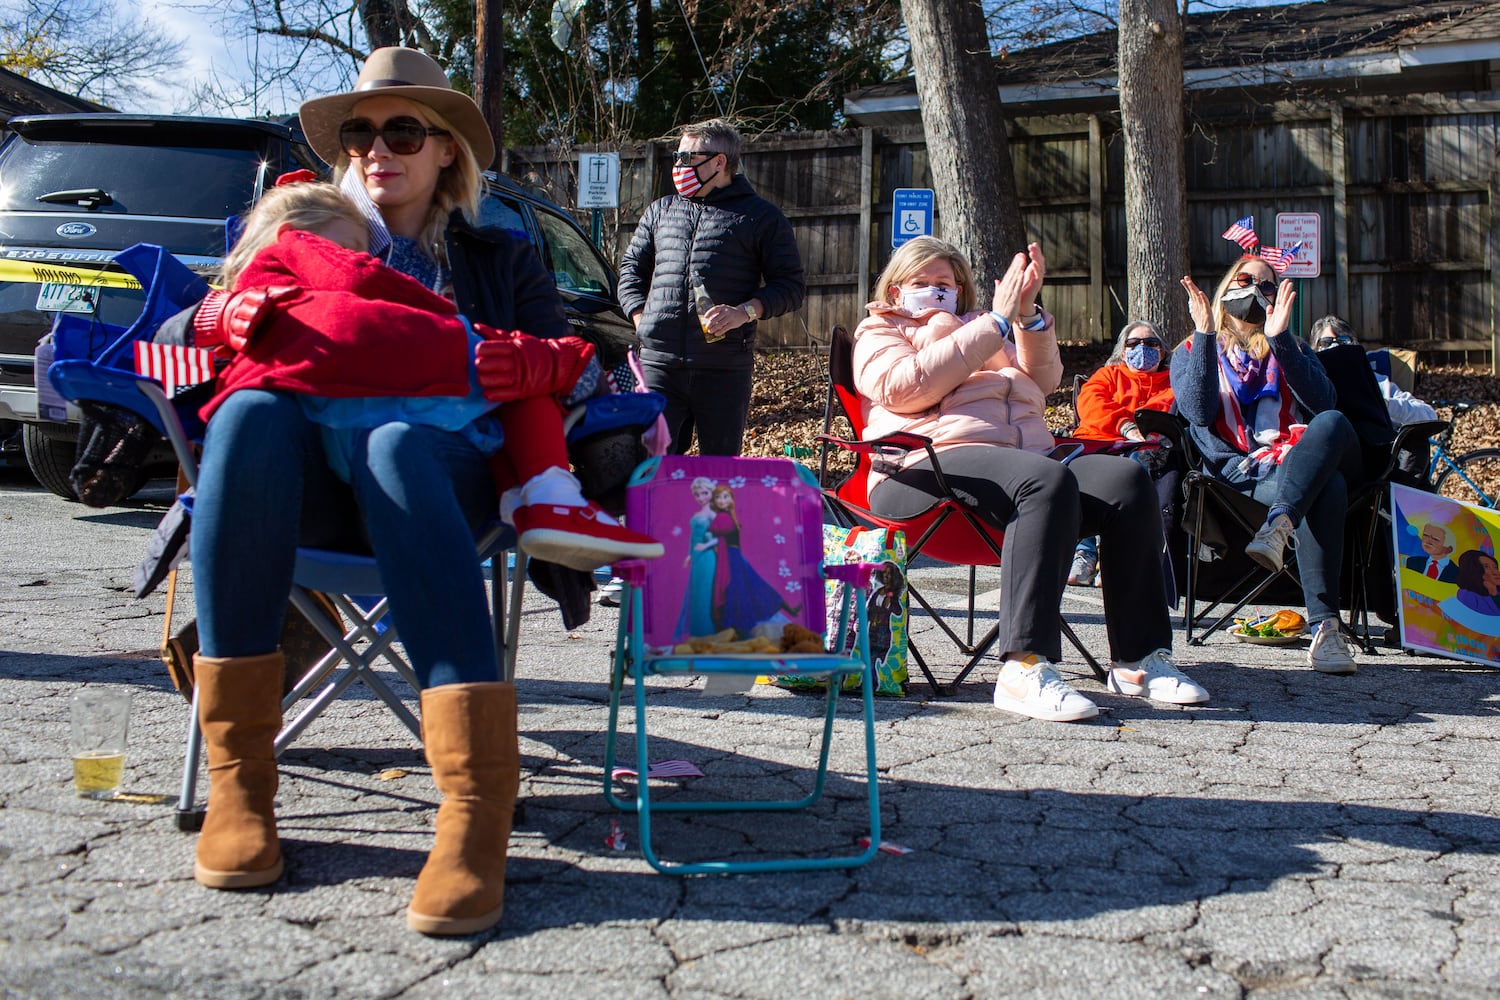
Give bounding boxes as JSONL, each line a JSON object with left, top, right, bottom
{"left": 992, "top": 654, "right": 1099, "bottom": 722}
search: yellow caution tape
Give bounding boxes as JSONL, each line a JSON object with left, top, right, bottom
{"left": 0, "top": 256, "right": 142, "bottom": 290}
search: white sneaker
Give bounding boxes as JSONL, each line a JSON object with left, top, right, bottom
{"left": 598, "top": 577, "right": 623, "bottom": 607}
{"left": 1108, "top": 648, "right": 1210, "bottom": 704}
{"left": 1068, "top": 549, "right": 1098, "bottom": 587}
{"left": 992, "top": 655, "right": 1098, "bottom": 722}
{"left": 1307, "top": 619, "right": 1357, "bottom": 674}
{"left": 1245, "top": 513, "right": 1296, "bottom": 573}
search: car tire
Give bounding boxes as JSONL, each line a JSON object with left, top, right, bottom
{"left": 22, "top": 422, "right": 79, "bottom": 500}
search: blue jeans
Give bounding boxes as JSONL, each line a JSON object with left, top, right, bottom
{"left": 1215, "top": 410, "right": 1361, "bottom": 623}
{"left": 191, "top": 390, "right": 500, "bottom": 689}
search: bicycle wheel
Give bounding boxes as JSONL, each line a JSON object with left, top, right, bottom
{"left": 1433, "top": 448, "right": 1500, "bottom": 508}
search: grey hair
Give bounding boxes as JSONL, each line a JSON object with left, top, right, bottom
{"left": 1310, "top": 315, "right": 1355, "bottom": 344}
{"left": 678, "top": 119, "right": 742, "bottom": 174}
{"left": 1106, "top": 319, "right": 1168, "bottom": 368}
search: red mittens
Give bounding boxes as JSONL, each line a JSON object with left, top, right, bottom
{"left": 193, "top": 285, "right": 300, "bottom": 353}
{"left": 474, "top": 327, "right": 596, "bottom": 403}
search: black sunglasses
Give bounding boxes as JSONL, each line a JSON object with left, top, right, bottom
{"left": 1125, "top": 337, "right": 1163, "bottom": 349}
{"left": 338, "top": 116, "right": 450, "bottom": 157}
{"left": 1233, "top": 273, "right": 1278, "bottom": 298}
{"left": 671, "top": 149, "right": 720, "bottom": 166}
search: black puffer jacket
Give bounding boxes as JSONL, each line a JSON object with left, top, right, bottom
{"left": 618, "top": 175, "right": 804, "bottom": 370}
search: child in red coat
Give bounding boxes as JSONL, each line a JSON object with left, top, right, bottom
{"left": 193, "top": 179, "right": 661, "bottom": 571}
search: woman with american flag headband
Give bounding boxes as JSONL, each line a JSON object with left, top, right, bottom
{"left": 1172, "top": 222, "right": 1363, "bottom": 676}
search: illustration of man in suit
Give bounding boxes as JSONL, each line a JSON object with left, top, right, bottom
{"left": 1406, "top": 522, "right": 1459, "bottom": 583}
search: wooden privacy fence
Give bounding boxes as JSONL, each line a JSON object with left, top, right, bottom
{"left": 506, "top": 91, "right": 1500, "bottom": 369}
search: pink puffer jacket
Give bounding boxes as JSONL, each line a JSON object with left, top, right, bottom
{"left": 851, "top": 303, "right": 1062, "bottom": 487}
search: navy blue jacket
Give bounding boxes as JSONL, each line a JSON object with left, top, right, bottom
{"left": 618, "top": 175, "right": 804, "bottom": 370}
{"left": 1169, "top": 329, "right": 1337, "bottom": 474}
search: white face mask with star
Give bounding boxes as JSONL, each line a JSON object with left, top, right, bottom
{"left": 899, "top": 284, "right": 958, "bottom": 315}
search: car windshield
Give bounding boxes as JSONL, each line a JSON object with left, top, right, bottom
{"left": 0, "top": 137, "right": 267, "bottom": 221}
{"left": 531, "top": 208, "right": 610, "bottom": 296}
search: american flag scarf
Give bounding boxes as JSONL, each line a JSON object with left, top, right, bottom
{"left": 1213, "top": 345, "right": 1303, "bottom": 478}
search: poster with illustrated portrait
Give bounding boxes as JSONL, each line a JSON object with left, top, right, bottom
{"left": 1390, "top": 482, "right": 1500, "bottom": 667}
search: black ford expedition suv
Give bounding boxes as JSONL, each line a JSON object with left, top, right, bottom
{"left": 0, "top": 113, "right": 633, "bottom": 499}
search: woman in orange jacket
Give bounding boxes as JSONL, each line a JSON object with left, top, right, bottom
{"left": 1068, "top": 320, "right": 1175, "bottom": 587}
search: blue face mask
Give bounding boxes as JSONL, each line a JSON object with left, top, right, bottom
{"left": 1125, "top": 345, "right": 1162, "bottom": 371}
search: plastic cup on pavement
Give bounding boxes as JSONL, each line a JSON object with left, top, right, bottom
{"left": 70, "top": 688, "right": 131, "bottom": 799}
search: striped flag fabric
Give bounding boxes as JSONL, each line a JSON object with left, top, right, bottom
{"left": 1259, "top": 241, "right": 1304, "bottom": 274}
{"left": 133, "top": 341, "right": 217, "bottom": 396}
{"left": 1222, "top": 216, "right": 1258, "bottom": 250}
{"left": 610, "top": 759, "right": 704, "bottom": 780}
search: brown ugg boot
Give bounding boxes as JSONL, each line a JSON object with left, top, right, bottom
{"left": 193, "top": 652, "right": 285, "bottom": 889}
{"left": 406, "top": 682, "right": 519, "bottom": 936}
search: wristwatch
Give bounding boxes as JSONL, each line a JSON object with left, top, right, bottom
{"left": 742, "top": 302, "right": 759, "bottom": 321}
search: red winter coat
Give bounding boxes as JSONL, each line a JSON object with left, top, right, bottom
{"left": 201, "top": 229, "right": 472, "bottom": 420}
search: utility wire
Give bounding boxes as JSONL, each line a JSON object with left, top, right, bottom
{"left": 673, "top": 0, "right": 725, "bottom": 116}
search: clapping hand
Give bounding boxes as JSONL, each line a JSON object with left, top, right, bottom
{"left": 1263, "top": 279, "right": 1297, "bottom": 338}
{"left": 1179, "top": 275, "right": 1213, "bottom": 334}
{"left": 992, "top": 242, "right": 1046, "bottom": 323}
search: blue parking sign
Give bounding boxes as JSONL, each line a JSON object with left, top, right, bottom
{"left": 892, "top": 188, "right": 935, "bottom": 248}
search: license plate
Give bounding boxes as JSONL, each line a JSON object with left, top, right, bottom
{"left": 36, "top": 281, "right": 98, "bottom": 314}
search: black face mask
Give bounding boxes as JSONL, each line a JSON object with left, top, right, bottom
{"left": 1223, "top": 295, "right": 1266, "bottom": 325}
{"left": 1221, "top": 285, "right": 1271, "bottom": 326}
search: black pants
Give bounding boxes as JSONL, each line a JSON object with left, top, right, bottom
{"left": 869, "top": 446, "right": 1173, "bottom": 664}
{"left": 640, "top": 359, "right": 754, "bottom": 457}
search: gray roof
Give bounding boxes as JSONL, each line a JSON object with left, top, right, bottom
{"left": 845, "top": 0, "right": 1500, "bottom": 118}
{"left": 0, "top": 66, "right": 110, "bottom": 120}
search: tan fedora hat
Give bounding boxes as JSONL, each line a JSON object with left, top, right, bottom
{"left": 299, "top": 46, "right": 495, "bottom": 169}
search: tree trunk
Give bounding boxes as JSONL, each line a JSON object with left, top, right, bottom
{"left": 474, "top": 0, "right": 504, "bottom": 166}
{"left": 900, "top": 0, "right": 1025, "bottom": 293}
{"left": 1118, "top": 0, "right": 1189, "bottom": 341}
{"left": 358, "top": 0, "right": 403, "bottom": 49}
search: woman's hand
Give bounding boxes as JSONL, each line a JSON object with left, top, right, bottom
{"left": 992, "top": 242, "right": 1047, "bottom": 323}
{"left": 1018, "top": 242, "right": 1045, "bottom": 317}
{"left": 1263, "top": 279, "right": 1297, "bottom": 338}
{"left": 1180, "top": 276, "right": 1213, "bottom": 334}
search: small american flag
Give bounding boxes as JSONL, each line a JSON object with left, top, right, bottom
{"left": 133, "top": 342, "right": 217, "bottom": 396}
{"left": 610, "top": 759, "right": 704, "bottom": 780}
{"left": 1222, "top": 216, "right": 1258, "bottom": 251}
{"left": 1259, "top": 241, "right": 1303, "bottom": 274}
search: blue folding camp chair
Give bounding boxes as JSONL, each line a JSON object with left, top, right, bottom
{"left": 604, "top": 454, "right": 881, "bottom": 874}
{"left": 46, "top": 243, "right": 525, "bottom": 829}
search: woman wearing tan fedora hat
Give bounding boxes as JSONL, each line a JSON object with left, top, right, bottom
{"left": 182, "top": 46, "right": 609, "bottom": 937}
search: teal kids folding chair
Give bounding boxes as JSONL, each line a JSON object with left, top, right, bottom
{"left": 604, "top": 454, "right": 882, "bottom": 874}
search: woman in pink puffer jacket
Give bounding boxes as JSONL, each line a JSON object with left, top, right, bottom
{"left": 853, "top": 236, "right": 1207, "bottom": 722}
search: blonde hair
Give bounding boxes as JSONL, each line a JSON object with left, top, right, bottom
{"left": 1210, "top": 255, "right": 1273, "bottom": 360}
{"left": 872, "top": 236, "right": 976, "bottom": 314}
{"left": 222, "top": 182, "right": 365, "bottom": 288}
{"left": 331, "top": 101, "right": 482, "bottom": 265}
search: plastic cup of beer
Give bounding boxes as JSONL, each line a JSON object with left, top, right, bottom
{"left": 70, "top": 688, "right": 131, "bottom": 799}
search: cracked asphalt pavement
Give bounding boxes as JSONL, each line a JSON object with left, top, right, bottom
{"left": 3, "top": 469, "right": 1499, "bottom": 998}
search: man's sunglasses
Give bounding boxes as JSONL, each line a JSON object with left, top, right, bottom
{"left": 1315, "top": 334, "right": 1357, "bottom": 351}
{"left": 671, "top": 149, "right": 720, "bottom": 166}
{"left": 338, "top": 116, "right": 450, "bottom": 157}
{"left": 1125, "top": 337, "right": 1163, "bottom": 349}
{"left": 1232, "top": 273, "right": 1278, "bottom": 298}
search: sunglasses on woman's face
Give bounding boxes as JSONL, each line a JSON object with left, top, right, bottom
{"left": 1233, "top": 272, "right": 1278, "bottom": 298}
{"left": 338, "top": 116, "right": 450, "bottom": 157}
{"left": 671, "top": 149, "right": 719, "bottom": 166}
{"left": 1125, "top": 337, "right": 1163, "bottom": 349}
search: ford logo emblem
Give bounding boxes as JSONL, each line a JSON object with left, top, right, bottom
{"left": 56, "top": 222, "right": 97, "bottom": 238}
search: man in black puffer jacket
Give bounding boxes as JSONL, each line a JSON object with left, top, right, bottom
{"left": 618, "top": 119, "right": 805, "bottom": 457}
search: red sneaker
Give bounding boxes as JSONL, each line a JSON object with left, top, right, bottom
{"left": 513, "top": 502, "right": 663, "bottom": 571}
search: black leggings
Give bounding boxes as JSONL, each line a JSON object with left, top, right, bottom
{"left": 869, "top": 446, "right": 1173, "bottom": 664}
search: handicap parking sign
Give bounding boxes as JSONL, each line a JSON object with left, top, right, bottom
{"left": 892, "top": 188, "right": 934, "bottom": 248}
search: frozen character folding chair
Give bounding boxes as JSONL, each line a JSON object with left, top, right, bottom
{"left": 604, "top": 454, "right": 881, "bottom": 874}
{"left": 46, "top": 242, "right": 522, "bottom": 830}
